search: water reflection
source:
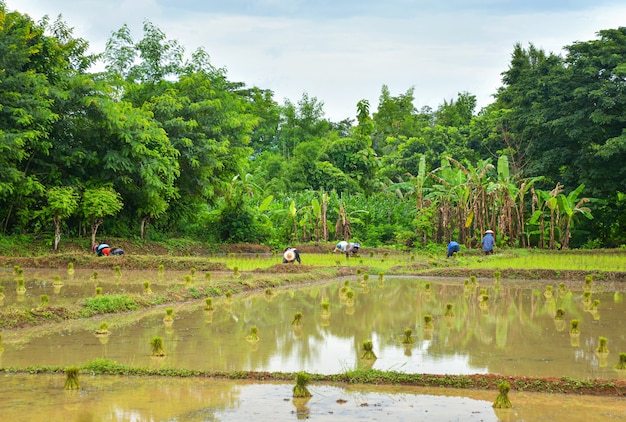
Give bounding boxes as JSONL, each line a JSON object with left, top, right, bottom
{"left": 2, "top": 277, "right": 626, "bottom": 380}
{"left": 0, "top": 374, "right": 624, "bottom": 421}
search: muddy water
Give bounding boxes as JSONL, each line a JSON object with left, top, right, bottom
{"left": 2, "top": 275, "right": 625, "bottom": 381}
{"left": 1, "top": 374, "right": 624, "bottom": 421}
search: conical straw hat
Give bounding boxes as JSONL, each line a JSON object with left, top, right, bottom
{"left": 284, "top": 250, "right": 296, "bottom": 261}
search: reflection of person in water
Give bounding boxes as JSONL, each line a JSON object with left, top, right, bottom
{"left": 282, "top": 247, "right": 301, "bottom": 264}
{"left": 93, "top": 243, "right": 125, "bottom": 256}
{"left": 446, "top": 241, "right": 460, "bottom": 258}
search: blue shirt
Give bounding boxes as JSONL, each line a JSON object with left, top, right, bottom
{"left": 482, "top": 234, "right": 495, "bottom": 252}
{"left": 447, "top": 241, "right": 460, "bottom": 257}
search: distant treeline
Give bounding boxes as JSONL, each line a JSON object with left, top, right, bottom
{"left": 1, "top": 3, "right": 624, "bottom": 249}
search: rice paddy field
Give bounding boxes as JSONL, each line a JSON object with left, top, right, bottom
{"left": 464, "top": 249, "right": 626, "bottom": 272}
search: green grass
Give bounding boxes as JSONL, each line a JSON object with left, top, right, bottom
{"left": 465, "top": 250, "right": 626, "bottom": 272}
{"left": 216, "top": 252, "right": 416, "bottom": 272}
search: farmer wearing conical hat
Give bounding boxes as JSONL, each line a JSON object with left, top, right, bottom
{"left": 481, "top": 230, "right": 495, "bottom": 255}
{"left": 282, "top": 247, "right": 301, "bottom": 264}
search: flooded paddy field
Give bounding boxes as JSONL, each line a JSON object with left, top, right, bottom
{"left": 1, "top": 373, "right": 624, "bottom": 421}
{"left": 2, "top": 273, "right": 625, "bottom": 380}
{"left": 1, "top": 266, "right": 626, "bottom": 420}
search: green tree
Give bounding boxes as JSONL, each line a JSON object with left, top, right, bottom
{"left": 81, "top": 186, "right": 124, "bottom": 246}
{"left": 44, "top": 186, "right": 79, "bottom": 250}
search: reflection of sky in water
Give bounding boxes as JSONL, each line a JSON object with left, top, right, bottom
{"left": 2, "top": 276, "right": 625, "bottom": 381}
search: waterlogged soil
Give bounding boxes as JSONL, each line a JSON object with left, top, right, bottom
{"left": 3, "top": 273, "right": 626, "bottom": 386}
{"left": 1, "top": 374, "right": 625, "bottom": 422}
{"left": 2, "top": 252, "right": 626, "bottom": 422}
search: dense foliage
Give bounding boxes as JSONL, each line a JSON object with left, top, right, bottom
{"left": 1, "top": 2, "right": 624, "bottom": 249}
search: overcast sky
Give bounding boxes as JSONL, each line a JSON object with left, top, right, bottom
{"left": 5, "top": 0, "right": 626, "bottom": 121}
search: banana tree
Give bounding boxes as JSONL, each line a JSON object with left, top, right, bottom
{"left": 529, "top": 184, "right": 562, "bottom": 249}
{"left": 557, "top": 184, "right": 593, "bottom": 249}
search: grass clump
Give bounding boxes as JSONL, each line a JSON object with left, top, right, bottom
{"left": 81, "top": 295, "right": 139, "bottom": 316}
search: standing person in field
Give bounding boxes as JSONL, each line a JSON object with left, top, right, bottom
{"left": 447, "top": 240, "right": 460, "bottom": 258}
{"left": 481, "top": 230, "right": 495, "bottom": 255}
{"left": 282, "top": 247, "right": 301, "bottom": 264}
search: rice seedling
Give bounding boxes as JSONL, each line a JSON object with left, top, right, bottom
{"left": 16, "top": 278, "right": 26, "bottom": 294}
{"left": 64, "top": 366, "right": 80, "bottom": 390}
{"left": 292, "top": 311, "right": 303, "bottom": 326}
{"left": 360, "top": 340, "right": 377, "bottom": 360}
{"left": 95, "top": 322, "right": 110, "bottom": 336}
{"left": 143, "top": 281, "right": 152, "bottom": 294}
{"left": 292, "top": 371, "right": 312, "bottom": 398}
{"left": 492, "top": 381, "right": 512, "bottom": 408}
{"left": 614, "top": 353, "right": 626, "bottom": 371}
{"left": 543, "top": 285, "right": 553, "bottom": 299}
{"left": 423, "top": 314, "right": 434, "bottom": 331}
{"left": 402, "top": 328, "right": 413, "bottom": 344}
{"left": 596, "top": 336, "right": 609, "bottom": 355}
{"left": 163, "top": 307, "right": 174, "bottom": 323}
{"left": 245, "top": 326, "right": 259, "bottom": 344}
{"left": 151, "top": 336, "right": 165, "bottom": 356}
{"left": 345, "top": 289, "right": 355, "bottom": 307}
{"left": 467, "top": 251, "right": 626, "bottom": 272}
{"left": 202, "top": 297, "right": 214, "bottom": 312}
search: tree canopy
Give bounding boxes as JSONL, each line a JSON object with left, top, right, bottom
{"left": 1, "top": 3, "right": 624, "bottom": 249}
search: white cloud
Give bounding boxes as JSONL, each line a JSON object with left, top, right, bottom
{"left": 5, "top": 0, "right": 626, "bottom": 120}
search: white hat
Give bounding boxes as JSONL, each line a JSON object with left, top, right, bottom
{"left": 284, "top": 250, "right": 296, "bottom": 261}
{"left": 485, "top": 230, "right": 494, "bottom": 234}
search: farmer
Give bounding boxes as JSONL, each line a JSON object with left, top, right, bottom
{"left": 334, "top": 241, "right": 360, "bottom": 257}
{"left": 447, "top": 240, "right": 460, "bottom": 258}
{"left": 282, "top": 247, "right": 301, "bottom": 264}
{"left": 481, "top": 230, "right": 495, "bottom": 255}
{"left": 93, "top": 243, "right": 125, "bottom": 256}
{"left": 93, "top": 243, "right": 110, "bottom": 256}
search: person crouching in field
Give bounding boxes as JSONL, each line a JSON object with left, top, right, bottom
{"left": 334, "top": 241, "right": 360, "bottom": 257}
{"left": 93, "top": 243, "right": 125, "bottom": 256}
{"left": 447, "top": 240, "right": 460, "bottom": 258}
{"left": 282, "top": 247, "right": 301, "bottom": 264}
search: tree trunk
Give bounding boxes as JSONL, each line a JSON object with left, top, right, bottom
{"left": 141, "top": 216, "right": 150, "bottom": 240}
{"left": 53, "top": 217, "right": 61, "bottom": 251}
{"left": 321, "top": 196, "right": 328, "bottom": 241}
{"left": 90, "top": 218, "right": 103, "bottom": 247}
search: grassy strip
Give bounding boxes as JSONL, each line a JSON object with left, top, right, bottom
{"left": 0, "top": 268, "right": 340, "bottom": 329}
{"left": 2, "top": 359, "right": 624, "bottom": 397}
